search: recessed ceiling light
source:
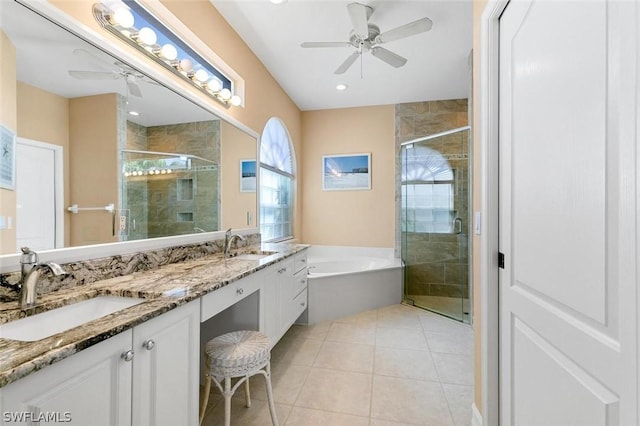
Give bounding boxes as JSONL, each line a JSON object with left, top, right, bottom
{"left": 270, "top": 0, "right": 287, "bottom": 4}
{"left": 129, "top": 111, "right": 140, "bottom": 116}
{"left": 336, "top": 84, "right": 348, "bottom": 91}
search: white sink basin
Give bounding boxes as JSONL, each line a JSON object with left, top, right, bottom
{"left": 233, "top": 250, "right": 277, "bottom": 260}
{"left": 0, "top": 296, "right": 144, "bottom": 342}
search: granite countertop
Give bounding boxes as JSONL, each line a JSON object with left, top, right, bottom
{"left": 0, "top": 243, "right": 308, "bottom": 388}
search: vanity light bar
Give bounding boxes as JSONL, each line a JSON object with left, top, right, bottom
{"left": 93, "top": 1, "right": 242, "bottom": 107}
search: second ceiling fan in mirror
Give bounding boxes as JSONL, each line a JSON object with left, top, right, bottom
{"left": 68, "top": 48, "right": 158, "bottom": 98}
{"left": 300, "top": 2, "right": 433, "bottom": 75}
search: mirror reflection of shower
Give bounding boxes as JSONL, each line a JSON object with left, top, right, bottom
{"left": 401, "top": 126, "right": 471, "bottom": 323}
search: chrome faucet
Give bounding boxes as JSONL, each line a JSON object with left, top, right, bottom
{"left": 19, "top": 247, "right": 67, "bottom": 309}
{"left": 224, "top": 228, "right": 246, "bottom": 258}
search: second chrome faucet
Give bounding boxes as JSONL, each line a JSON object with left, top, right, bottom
{"left": 224, "top": 229, "right": 246, "bottom": 258}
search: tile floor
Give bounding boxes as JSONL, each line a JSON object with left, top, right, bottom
{"left": 200, "top": 303, "right": 474, "bottom": 426}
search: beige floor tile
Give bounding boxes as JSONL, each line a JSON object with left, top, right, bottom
{"left": 371, "top": 375, "right": 453, "bottom": 426}
{"left": 424, "top": 331, "right": 473, "bottom": 356}
{"left": 201, "top": 397, "right": 290, "bottom": 426}
{"left": 313, "top": 340, "right": 375, "bottom": 373}
{"left": 326, "top": 322, "right": 376, "bottom": 345}
{"left": 369, "top": 419, "right": 422, "bottom": 426}
{"left": 376, "top": 308, "right": 423, "bottom": 330}
{"left": 295, "top": 368, "right": 372, "bottom": 417}
{"left": 375, "top": 327, "right": 429, "bottom": 351}
{"left": 284, "top": 321, "right": 332, "bottom": 340}
{"left": 239, "top": 361, "right": 311, "bottom": 405}
{"left": 271, "top": 336, "right": 324, "bottom": 366}
{"left": 432, "top": 353, "right": 474, "bottom": 386}
{"left": 285, "top": 406, "right": 369, "bottom": 426}
{"left": 333, "top": 308, "right": 378, "bottom": 325}
{"left": 419, "top": 313, "right": 472, "bottom": 335}
{"left": 374, "top": 346, "right": 438, "bottom": 381}
{"left": 442, "top": 383, "right": 474, "bottom": 426}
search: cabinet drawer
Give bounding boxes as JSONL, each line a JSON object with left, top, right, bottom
{"left": 293, "top": 269, "right": 307, "bottom": 297}
{"left": 294, "top": 253, "right": 308, "bottom": 273}
{"left": 200, "top": 273, "right": 261, "bottom": 322}
{"left": 291, "top": 288, "right": 308, "bottom": 320}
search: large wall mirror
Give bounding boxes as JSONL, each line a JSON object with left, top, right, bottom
{"left": 0, "top": 0, "right": 258, "bottom": 257}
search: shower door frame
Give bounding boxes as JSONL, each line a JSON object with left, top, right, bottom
{"left": 400, "top": 125, "right": 472, "bottom": 324}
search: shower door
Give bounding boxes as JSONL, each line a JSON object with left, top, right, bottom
{"left": 401, "top": 126, "right": 471, "bottom": 323}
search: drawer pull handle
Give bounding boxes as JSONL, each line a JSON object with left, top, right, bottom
{"left": 300, "top": 302, "right": 306, "bottom": 307}
{"left": 121, "top": 350, "right": 134, "bottom": 362}
{"left": 300, "top": 279, "right": 306, "bottom": 284}
{"left": 237, "top": 288, "right": 244, "bottom": 295}
{"left": 143, "top": 339, "right": 156, "bottom": 351}
{"left": 300, "top": 258, "right": 306, "bottom": 263}
{"left": 278, "top": 267, "right": 287, "bottom": 274}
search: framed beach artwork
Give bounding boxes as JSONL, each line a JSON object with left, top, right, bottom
{"left": 0, "top": 125, "right": 16, "bottom": 190}
{"left": 322, "top": 153, "right": 371, "bottom": 191}
{"left": 240, "top": 159, "right": 257, "bottom": 192}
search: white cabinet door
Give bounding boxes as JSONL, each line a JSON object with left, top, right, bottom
{"left": 499, "top": 0, "right": 638, "bottom": 424}
{"left": 132, "top": 301, "right": 200, "bottom": 426}
{"left": 277, "top": 258, "right": 296, "bottom": 336}
{"left": 263, "top": 264, "right": 282, "bottom": 348}
{"left": 0, "top": 331, "right": 133, "bottom": 426}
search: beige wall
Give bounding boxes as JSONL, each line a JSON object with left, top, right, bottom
{"left": 16, "top": 82, "right": 71, "bottom": 247}
{"left": 301, "top": 106, "right": 395, "bottom": 247}
{"left": 0, "top": 31, "right": 17, "bottom": 254}
{"left": 221, "top": 121, "right": 257, "bottom": 230}
{"left": 472, "top": 0, "right": 489, "bottom": 415}
{"left": 68, "top": 94, "right": 119, "bottom": 246}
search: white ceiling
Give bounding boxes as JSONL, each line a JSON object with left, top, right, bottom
{"left": 210, "top": 0, "right": 473, "bottom": 111}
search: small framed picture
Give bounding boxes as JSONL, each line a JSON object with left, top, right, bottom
{"left": 322, "top": 153, "right": 371, "bottom": 191}
{"left": 240, "top": 159, "right": 257, "bottom": 192}
{"left": 0, "top": 125, "right": 16, "bottom": 190}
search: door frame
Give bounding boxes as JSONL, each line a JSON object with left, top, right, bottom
{"left": 479, "top": 1, "right": 640, "bottom": 425}
{"left": 16, "top": 137, "right": 64, "bottom": 249}
{"left": 479, "top": 0, "right": 508, "bottom": 424}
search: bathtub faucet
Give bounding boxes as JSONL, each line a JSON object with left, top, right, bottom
{"left": 224, "top": 228, "right": 246, "bottom": 258}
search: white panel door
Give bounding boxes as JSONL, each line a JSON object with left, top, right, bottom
{"left": 499, "top": 1, "right": 638, "bottom": 425}
{"left": 16, "top": 139, "right": 61, "bottom": 250}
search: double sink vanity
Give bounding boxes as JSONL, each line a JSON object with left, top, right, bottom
{"left": 0, "top": 241, "right": 308, "bottom": 425}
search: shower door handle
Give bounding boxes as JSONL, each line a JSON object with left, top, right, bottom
{"left": 454, "top": 217, "right": 463, "bottom": 234}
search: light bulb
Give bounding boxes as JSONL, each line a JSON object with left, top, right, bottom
{"left": 230, "top": 95, "right": 242, "bottom": 106}
{"left": 336, "top": 83, "right": 348, "bottom": 91}
{"left": 206, "top": 79, "right": 222, "bottom": 93}
{"left": 219, "top": 88, "right": 232, "bottom": 101}
{"left": 137, "top": 27, "right": 157, "bottom": 46}
{"left": 160, "top": 44, "right": 178, "bottom": 61}
{"left": 179, "top": 59, "right": 193, "bottom": 73}
{"left": 194, "top": 69, "right": 209, "bottom": 83}
{"left": 112, "top": 7, "right": 134, "bottom": 28}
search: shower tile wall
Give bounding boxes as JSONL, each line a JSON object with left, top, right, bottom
{"left": 396, "top": 99, "right": 469, "bottom": 300}
{"left": 124, "top": 120, "right": 220, "bottom": 240}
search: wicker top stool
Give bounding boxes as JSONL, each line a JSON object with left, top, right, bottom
{"left": 199, "top": 330, "right": 279, "bottom": 426}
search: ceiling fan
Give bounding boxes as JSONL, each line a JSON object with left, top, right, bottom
{"left": 300, "top": 2, "right": 433, "bottom": 75}
{"left": 68, "top": 49, "right": 154, "bottom": 98}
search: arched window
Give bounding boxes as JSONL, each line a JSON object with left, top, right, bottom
{"left": 401, "top": 146, "right": 455, "bottom": 233}
{"left": 260, "top": 118, "right": 295, "bottom": 241}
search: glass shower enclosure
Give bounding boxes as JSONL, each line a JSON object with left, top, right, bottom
{"left": 400, "top": 126, "right": 471, "bottom": 323}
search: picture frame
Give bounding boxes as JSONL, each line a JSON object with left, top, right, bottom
{"left": 0, "top": 125, "right": 16, "bottom": 190}
{"left": 240, "top": 159, "right": 257, "bottom": 192}
{"left": 322, "top": 153, "right": 371, "bottom": 191}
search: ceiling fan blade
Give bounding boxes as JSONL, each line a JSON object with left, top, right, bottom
{"left": 334, "top": 51, "right": 361, "bottom": 74}
{"left": 301, "top": 42, "right": 352, "bottom": 48}
{"left": 377, "top": 17, "right": 433, "bottom": 44}
{"left": 68, "top": 70, "right": 120, "bottom": 80}
{"left": 371, "top": 47, "right": 407, "bottom": 68}
{"left": 347, "top": 2, "right": 372, "bottom": 39}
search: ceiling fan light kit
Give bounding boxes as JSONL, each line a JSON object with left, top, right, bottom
{"left": 93, "top": 0, "right": 242, "bottom": 108}
{"left": 301, "top": 2, "right": 433, "bottom": 75}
